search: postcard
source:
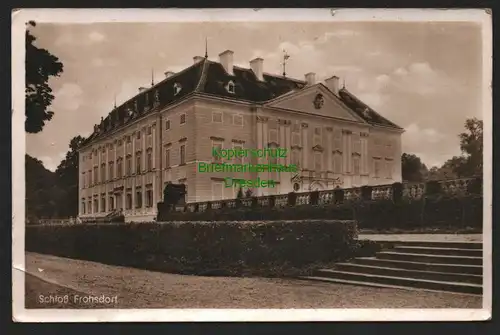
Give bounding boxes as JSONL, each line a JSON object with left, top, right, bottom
{"left": 12, "top": 8, "right": 492, "bottom": 322}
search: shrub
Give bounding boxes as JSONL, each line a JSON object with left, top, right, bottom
{"left": 26, "top": 220, "right": 358, "bottom": 277}
{"left": 158, "top": 196, "right": 482, "bottom": 231}
{"left": 360, "top": 186, "right": 372, "bottom": 201}
{"left": 425, "top": 180, "right": 442, "bottom": 196}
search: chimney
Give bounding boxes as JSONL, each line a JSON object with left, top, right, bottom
{"left": 325, "top": 75, "right": 340, "bottom": 95}
{"left": 193, "top": 56, "right": 204, "bottom": 64}
{"left": 305, "top": 72, "right": 316, "bottom": 85}
{"left": 219, "top": 50, "right": 234, "bottom": 75}
{"left": 164, "top": 71, "right": 175, "bottom": 78}
{"left": 250, "top": 58, "right": 264, "bottom": 81}
{"left": 138, "top": 87, "right": 147, "bottom": 92}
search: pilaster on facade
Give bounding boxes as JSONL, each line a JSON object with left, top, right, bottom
{"left": 301, "top": 122, "right": 308, "bottom": 170}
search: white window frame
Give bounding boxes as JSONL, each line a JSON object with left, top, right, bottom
{"left": 212, "top": 140, "right": 223, "bottom": 163}
{"left": 232, "top": 142, "right": 244, "bottom": 164}
{"left": 211, "top": 181, "right": 224, "bottom": 201}
{"left": 212, "top": 111, "right": 223, "bottom": 123}
{"left": 385, "top": 160, "right": 393, "bottom": 179}
{"left": 233, "top": 114, "right": 243, "bottom": 126}
{"left": 174, "top": 83, "right": 182, "bottom": 95}
{"left": 227, "top": 80, "right": 235, "bottom": 94}
{"left": 314, "top": 152, "right": 322, "bottom": 172}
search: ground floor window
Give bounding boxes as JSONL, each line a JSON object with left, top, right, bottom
{"left": 211, "top": 181, "right": 224, "bottom": 200}
{"left": 81, "top": 201, "right": 86, "bottom": 214}
{"left": 136, "top": 190, "right": 143, "bottom": 208}
{"left": 101, "top": 197, "right": 106, "bottom": 212}
{"left": 109, "top": 196, "right": 114, "bottom": 211}
{"left": 126, "top": 193, "right": 132, "bottom": 210}
{"left": 145, "top": 189, "right": 153, "bottom": 208}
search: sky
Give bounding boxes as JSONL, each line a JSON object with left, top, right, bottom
{"left": 25, "top": 21, "right": 483, "bottom": 171}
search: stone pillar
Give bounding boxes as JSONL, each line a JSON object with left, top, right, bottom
{"left": 152, "top": 123, "right": 156, "bottom": 170}
{"left": 301, "top": 123, "right": 309, "bottom": 170}
{"left": 122, "top": 191, "right": 126, "bottom": 211}
{"left": 114, "top": 141, "right": 117, "bottom": 178}
{"left": 361, "top": 132, "right": 369, "bottom": 175}
{"left": 284, "top": 121, "right": 291, "bottom": 165}
{"left": 132, "top": 132, "right": 136, "bottom": 173}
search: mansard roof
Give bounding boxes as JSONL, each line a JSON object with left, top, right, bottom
{"left": 83, "top": 57, "right": 401, "bottom": 146}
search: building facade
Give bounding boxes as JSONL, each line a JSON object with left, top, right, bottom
{"left": 78, "top": 50, "right": 404, "bottom": 222}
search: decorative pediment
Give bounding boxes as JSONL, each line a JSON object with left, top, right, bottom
{"left": 352, "top": 152, "right": 361, "bottom": 157}
{"left": 332, "top": 149, "right": 343, "bottom": 154}
{"left": 264, "top": 84, "right": 367, "bottom": 123}
{"left": 291, "top": 145, "right": 302, "bottom": 150}
{"left": 267, "top": 141, "right": 279, "bottom": 147}
{"left": 312, "top": 144, "right": 324, "bottom": 152}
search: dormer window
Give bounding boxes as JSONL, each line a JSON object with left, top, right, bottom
{"left": 227, "top": 80, "right": 235, "bottom": 94}
{"left": 174, "top": 83, "right": 182, "bottom": 96}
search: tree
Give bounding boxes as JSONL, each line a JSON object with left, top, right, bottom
{"left": 459, "top": 117, "right": 483, "bottom": 177}
{"left": 401, "top": 153, "right": 428, "bottom": 182}
{"left": 25, "top": 21, "right": 64, "bottom": 133}
{"left": 244, "top": 188, "right": 254, "bottom": 198}
{"left": 54, "top": 135, "right": 86, "bottom": 217}
{"left": 25, "top": 154, "right": 62, "bottom": 221}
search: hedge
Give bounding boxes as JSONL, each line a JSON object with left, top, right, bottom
{"left": 26, "top": 220, "right": 358, "bottom": 277}
{"left": 159, "top": 195, "right": 483, "bottom": 230}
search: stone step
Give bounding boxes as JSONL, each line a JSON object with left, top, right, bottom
{"left": 300, "top": 275, "right": 482, "bottom": 295}
{"left": 374, "top": 240, "right": 482, "bottom": 250}
{"left": 329, "top": 263, "right": 482, "bottom": 284}
{"left": 352, "top": 257, "right": 483, "bottom": 275}
{"left": 376, "top": 251, "right": 483, "bottom": 266}
{"left": 305, "top": 270, "right": 482, "bottom": 295}
{"left": 392, "top": 246, "right": 482, "bottom": 257}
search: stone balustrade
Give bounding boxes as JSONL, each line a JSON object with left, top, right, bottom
{"left": 176, "top": 177, "right": 480, "bottom": 214}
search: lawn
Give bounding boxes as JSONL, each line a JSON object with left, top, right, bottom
{"left": 25, "top": 252, "right": 482, "bottom": 309}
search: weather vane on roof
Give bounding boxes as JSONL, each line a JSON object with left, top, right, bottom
{"left": 113, "top": 94, "right": 117, "bottom": 109}
{"left": 282, "top": 50, "right": 290, "bottom": 77}
{"left": 151, "top": 69, "right": 155, "bottom": 86}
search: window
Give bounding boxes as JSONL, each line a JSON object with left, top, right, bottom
{"left": 101, "top": 197, "right": 106, "bottom": 212}
{"left": 353, "top": 133, "right": 361, "bottom": 153}
{"left": 109, "top": 196, "right": 114, "bottom": 211}
{"left": 212, "top": 181, "right": 224, "bottom": 200}
{"left": 353, "top": 156, "right": 360, "bottom": 175}
{"left": 374, "top": 159, "right": 381, "bottom": 178}
{"left": 212, "top": 141, "right": 223, "bottom": 163}
{"left": 385, "top": 160, "right": 393, "bottom": 179}
{"left": 101, "top": 164, "right": 106, "bottom": 182}
{"left": 109, "top": 162, "right": 114, "bottom": 180}
{"left": 314, "top": 152, "right": 322, "bottom": 172}
{"left": 126, "top": 194, "right": 132, "bottom": 210}
{"left": 88, "top": 169, "right": 92, "bottom": 185}
{"left": 117, "top": 159, "right": 123, "bottom": 178}
{"left": 136, "top": 190, "right": 142, "bottom": 208}
{"left": 333, "top": 130, "right": 342, "bottom": 150}
{"left": 93, "top": 166, "right": 98, "bottom": 184}
{"left": 174, "top": 83, "right": 182, "bottom": 95}
{"left": 126, "top": 156, "right": 132, "bottom": 175}
{"left": 233, "top": 144, "right": 243, "bottom": 164}
{"left": 227, "top": 81, "right": 235, "bottom": 93}
{"left": 180, "top": 113, "right": 186, "bottom": 125}
{"left": 180, "top": 144, "right": 186, "bottom": 165}
{"left": 127, "top": 136, "right": 131, "bottom": 144}
{"left": 165, "top": 119, "right": 170, "bottom": 130}
{"left": 165, "top": 148, "right": 171, "bottom": 168}
{"left": 147, "top": 126, "right": 152, "bottom": 135}
{"left": 212, "top": 111, "right": 223, "bottom": 123}
{"left": 291, "top": 149, "right": 300, "bottom": 168}
{"left": 81, "top": 172, "right": 86, "bottom": 188}
{"left": 146, "top": 150, "right": 152, "bottom": 171}
{"left": 136, "top": 154, "right": 142, "bottom": 173}
{"left": 136, "top": 131, "right": 141, "bottom": 140}
{"left": 94, "top": 199, "right": 98, "bottom": 213}
{"left": 292, "top": 133, "right": 301, "bottom": 146}
{"left": 314, "top": 127, "right": 322, "bottom": 146}
{"left": 269, "top": 129, "right": 278, "bottom": 143}
{"left": 333, "top": 154, "right": 343, "bottom": 174}
{"left": 146, "top": 190, "right": 153, "bottom": 208}
{"left": 88, "top": 200, "right": 92, "bottom": 214}
{"left": 81, "top": 201, "right": 86, "bottom": 214}
{"left": 233, "top": 114, "right": 243, "bottom": 126}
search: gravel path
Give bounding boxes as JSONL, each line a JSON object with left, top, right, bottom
{"left": 358, "top": 234, "right": 482, "bottom": 242}
{"left": 25, "top": 252, "right": 482, "bottom": 309}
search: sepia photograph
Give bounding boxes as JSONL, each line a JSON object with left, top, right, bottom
{"left": 12, "top": 8, "right": 492, "bottom": 322}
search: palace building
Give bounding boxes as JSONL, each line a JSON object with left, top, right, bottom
{"left": 78, "top": 50, "right": 404, "bottom": 222}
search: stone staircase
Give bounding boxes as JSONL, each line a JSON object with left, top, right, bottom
{"left": 302, "top": 240, "right": 483, "bottom": 295}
